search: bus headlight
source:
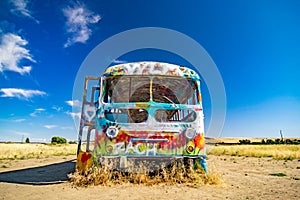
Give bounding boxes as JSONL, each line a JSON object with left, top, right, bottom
{"left": 185, "top": 128, "right": 196, "bottom": 139}
{"left": 106, "top": 145, "right": 113, "bottom": 153}
{"left": 106, "top": 126, "right": 119, "bottom": 138}
{"left": 186, "top": 145, "right": 194, "bottom": 154}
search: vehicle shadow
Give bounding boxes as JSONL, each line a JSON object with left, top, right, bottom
{"left": 0, "top": 159, "right": 76, "bottom": 185}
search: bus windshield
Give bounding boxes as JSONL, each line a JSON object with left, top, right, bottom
{"left": 103, "top": 76, "right": 199, "bottom": 105}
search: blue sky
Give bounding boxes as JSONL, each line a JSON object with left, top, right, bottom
{"left": 0, "top": 0, "right": 299, "bottom": 142}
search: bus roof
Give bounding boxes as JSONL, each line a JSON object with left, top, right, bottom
{"left": 103, "top": 62, "right": 200, "bottom": 80}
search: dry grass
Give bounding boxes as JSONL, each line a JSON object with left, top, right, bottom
{"left": 68, "top": 159, "right": 223, "bottom": 186}
{"left": 214, "top": 138, "right": 262, "bottom": 143}
{"left": 0, "top": 143, "right": 77, "bottom": 160}
{"left": 215, "top": 138, "right": 300, "bottom": 144}
{"left": 208, "top": 144, "right": 300, "bottom": 160}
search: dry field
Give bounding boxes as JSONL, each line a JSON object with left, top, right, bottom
{"left": 214, "top": 138, "right": 264, "bottom": 143}
{"left": 0, "top": 143, "right": 299, "bottom": 199}
{"left": 0, "top": 143, "right": 77, "bottom": 160}
{"left": 208, "top": 144, "right": 300, "bottom": 160}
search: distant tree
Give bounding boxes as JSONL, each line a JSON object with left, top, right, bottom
{"left": 239, "top": 139, "right": 251, "bottom": 144}
{"left": 51, "top": 136, "right": 67, "bottom": 144}
{"left": 285, "top": 139, "right": 292, "bottom": 144}
{"left": 25, "top": 137, "right": 30, "bottom": 143}
{"left": 292, "top": 139, "right": 300, "bottom": 145}
{"left": 275, "top": 138, "right": 282, "bottom": 144}
{"left": 266, "top": 139, "right": 275, "bottom": 144}
{"left": 261, "top": 139, "right": 266, "bottom": 144}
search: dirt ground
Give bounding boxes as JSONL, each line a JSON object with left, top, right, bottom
{"left": 0, "top": 155, "right": 299, "bottom": 200}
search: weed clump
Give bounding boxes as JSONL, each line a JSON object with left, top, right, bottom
{"left": 68, "top": 160, "right": 223, "bottom": 187}
{"left": 269, "top": 173, "right": 287, "bottom": 177}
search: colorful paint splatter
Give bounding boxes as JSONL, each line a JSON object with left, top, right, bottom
{"left": 76, "top": 62, "right": 207, "bottom": 173}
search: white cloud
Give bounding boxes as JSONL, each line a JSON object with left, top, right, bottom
{"left": 10, "top": 0, "right": 39, "bottom": 23}
{"left": 30, "top": 108, "right": 45, "bottom": 117}
{"left": 63, "top": 5, "right": 101, "bottom": 47}
{"left": 66, "top": 99, "right": 81, "bottom": 107}
{"left": 13, "top": 118, "right": 26, "bottom": 122}
{"left": 66, "top": 111, "right": 81, "bottom": 119}
{"left": 52, "top": 105, "right": 63, "bottom": 112}
{"left": 0, "top": 118, "right": 26, "bottom": 123}
{"left": 31, "top": 138, "right": 47, "bottom": 142}
{"left": 0, "top": 88, "right": 46, "bottom": 100}
{"left": 44, "top": 125, "right": 57, "bottom": 129}
{"left": 0, "top": 33, "right": 35, "bottom": 74}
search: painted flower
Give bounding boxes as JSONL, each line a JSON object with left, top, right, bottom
{"left": 194, "top": 133, "right": 205, "bottom": 149}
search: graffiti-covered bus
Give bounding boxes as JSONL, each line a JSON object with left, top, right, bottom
{"left": 76, "top": 62, "right": 207, "bottom": 172}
